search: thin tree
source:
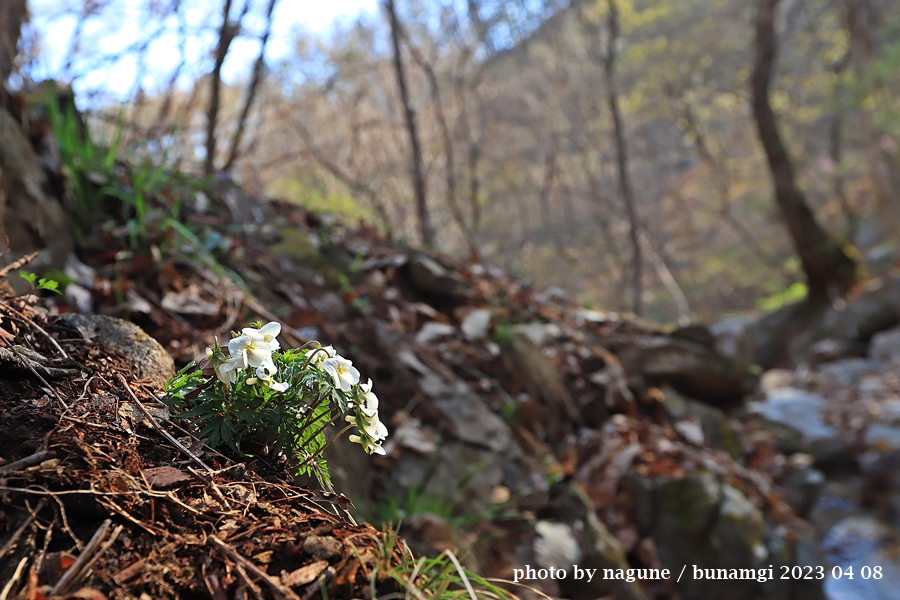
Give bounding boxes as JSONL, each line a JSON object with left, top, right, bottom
{"left": 383, "top": 0, "right": 434, "bottom": 248}
{"left": 222, "top": 0, "right": 278, "bottom": 173}
{"left": 751, "top": 0, "right": 857, "bottom": 304}
{"left": 602, "top": 0, "right": 643, "bottom": 316}
{"left": 204, "top": 0, "right": 248, "bottom": 176}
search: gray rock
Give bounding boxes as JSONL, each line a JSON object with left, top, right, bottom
{"left": 662, "top": 389, "right": 742, "bottom": 459}
{"left": 869, "top": 326, "right": 900, "bottom": 363}
{"left": 545, "top": 482, "right": 646, "bottom": 600}
{"left": 710, "top": 315, "right": 755, "bottom": 358}
{"left": 390, "top": 441, "right": 509, "bottom": 507}
{"left": 460, "top": 308, "right": 492, "bottom": 341}
{"left": 808, "top": 338, "right": 867, "bottom": 366}
{"left": 747, "top": 414, "right": 808, "bottom": 456}
{"left": 620, "top": 473, "right": 656, "bottom": 535}
{"left": 655, "top": 471, "right": 723, "bottom": 537}
{"left": 748, "top": 388, "right": 851, "bottom": 466}
{"left": 779, "top": 467, "right": 825, "bottom": 518}
{"left": 534, "top": 521, "right": 581, "bottom": 570}
{"left": 618, "top": 336, "right": 758, "bottom": 404}
{"left": 865, "top": 424, "right": 900, "bottom": 452}
{"left": 406, "top": 254, "right": 470, "bottom": 299}
{"left": 817, "top": 278, "right": 900, "bottom": 345}
{"left": 58, "top": 313, "right": 174, "bottom": 387}
{"left": 653, "top": 472, "right": 824, "bottom": 600}
{"left": 816, "top": 359, "right": 885, "bottom": 386}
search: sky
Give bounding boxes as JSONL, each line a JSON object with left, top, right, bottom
{"left": 26, "top": 0, "right": 379, "bottom": 100}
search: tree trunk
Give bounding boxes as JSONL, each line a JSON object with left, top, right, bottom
{"left": 604, "top": 0, "right": 643, "bottom": 316}
{"left": 0, "top": 0, "right": 27, "bottom": 86}
{"left": 751, "top": 0, "right": 857, "bottom": 305}
{"left": 384, "top": 0, "right": 434, "bottom": 248}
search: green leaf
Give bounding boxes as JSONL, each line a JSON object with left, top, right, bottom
{"left": 37, "top": 278, "right": 62, "bottom": 294}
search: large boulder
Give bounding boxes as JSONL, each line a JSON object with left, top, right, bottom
{"left": 613, "top": 335, "right": 758, "bottom": 405}
{"left": 649, "top": 471, "right": 824, "bottom": 600}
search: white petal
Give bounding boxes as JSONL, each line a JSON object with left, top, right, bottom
{"left": 256, "top": 322, "right": 282, "bottom": 350}
{"left": 363, "top": 417, "right": 388, "bottom": 441}
{"left": 361, "top": 391, "right": 378, "bottom": 416}
{"left": 228, "top": 334, "right": 251, "bottom": 356}
{"left": 256, "top": 362, "right": 277, "bottom": 381}
{"left": 245, "top": 343, "right": 274, "bottom": 368}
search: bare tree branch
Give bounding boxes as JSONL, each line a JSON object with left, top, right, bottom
{"left": 204, "top": 0, "right": 249, "bottom": 176}
{"left": 222, "top": 0, "right": 279, "bottom": 173}
{"left": 383, "top": 0, "right": 434, "bottom": 247}
{"left": 405, "top": 36, "right": 479, "bottom": 258}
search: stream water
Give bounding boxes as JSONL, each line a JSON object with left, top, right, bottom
{"left": 812, "top": 477, "right": 900, "bottom": 599}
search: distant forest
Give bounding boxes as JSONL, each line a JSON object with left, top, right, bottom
{"left": 9, "top": 0, "right": 900, "bottom": 321}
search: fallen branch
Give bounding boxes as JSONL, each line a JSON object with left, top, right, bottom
{"left": 5, "top": 345, "right": 68, "bottom": 409}
{"left": 112, "top": 558, "right": 145, "bottom": 585}
{"left": 0, "top": 252, "right": 38, "bottom": 279}
{"left": 0, "top": 450, "right": 55, "bottom": 473}
{"left": 208, "top": 535, "right": 301, "bottom": 600}
{"left": 49, "top": 518, "right": 116, "bottom": 596}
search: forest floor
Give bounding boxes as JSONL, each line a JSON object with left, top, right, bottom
{"left": 0, "top": 290, "right": 407, "bottom": 599}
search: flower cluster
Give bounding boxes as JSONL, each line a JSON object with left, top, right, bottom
{"left": 199, "top": 324, "right": 389, "bottom": 457}
{"left": 306, "top": 344, "right": 389, "bottom": 455}
{"left": 206, "top": 322, "right": 289, "bottom": 392}
{"left": 347, "top": 378, "right": 389, "bottom": 455}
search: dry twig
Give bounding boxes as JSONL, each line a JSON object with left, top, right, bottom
{"left": 0, "top": 499, "right": 47, "bottom": 560}
{"left": 208, "top": 535, "right": 301, "bottom": 600}
{"left": 117, "top": 373, "right": 214, "bottom": 473}
{"left": 0, "top": 450, "right": 55, "bottom": 473}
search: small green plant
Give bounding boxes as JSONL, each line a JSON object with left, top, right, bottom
{"left": 164, "top": 322, "right": 388, "bottom": 487}
{"left": 18, "top": 271, "right": 62, "bottom": 295}
{"left": 757, "top": 281, "right": 808, "bottom": 311}
{"left": 361, "top": 526, "right": 526, "bottom": 599}
{"left": 370, "top": 483, "right": 459, "bottom": 528}
{"left": 46, "top": 90, "right": 122, "bottom": 234}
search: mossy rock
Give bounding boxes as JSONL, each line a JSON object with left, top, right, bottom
{"left": 58, "top": 313, "right": 174, "bottom": 387}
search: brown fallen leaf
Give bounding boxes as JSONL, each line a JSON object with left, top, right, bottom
{"left": 142, "top": 466, "right": 192, "bottom": 489}
{"left": 281, "top": 560, "right": 329, "bottom": 587}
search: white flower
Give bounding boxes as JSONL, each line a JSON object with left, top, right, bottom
{"left": 255, "top": 360, "right": 289, "bottom": 392}
{"left": 322, "top": 356, "right": 360, "bottom": 392}
{"left": 228, "top": 329, "right": 274, "bottom": 369}
{"left": 362, "top": 414, "right": 389, "bottom": 441}
{"left": 359, "top": 379, "right": 378, "bottom": 417}
{"left": 349, "top": 434, "right": 387, "bottom": 455}
{"left": 244, "top": 322, "right": 281, "bottom": 351}
{"left": 310, "top": 345, "right": 336, "bottom": 368}
{"left": 215, "top": 354, "right": 243, "bottom": 385}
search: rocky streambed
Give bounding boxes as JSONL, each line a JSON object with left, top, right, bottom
{"left": 735, "top": 317, "right": 900, "bottom": 600}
